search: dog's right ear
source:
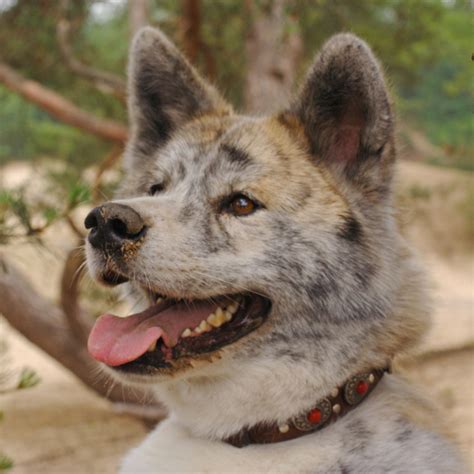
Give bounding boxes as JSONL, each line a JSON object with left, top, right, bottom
{"left": 127, "top": 27, "right": 231, "bottom": 158}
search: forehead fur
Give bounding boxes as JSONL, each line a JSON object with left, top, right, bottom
{"left": 126, "top": 111, "right": 348, "bottom": 219}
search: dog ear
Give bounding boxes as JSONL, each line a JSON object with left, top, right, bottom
{"left": 127, "top": 27, "right": 231, "bottom": 156}
{"left": 289, "top": 34, "right": 394, "bottom": 194}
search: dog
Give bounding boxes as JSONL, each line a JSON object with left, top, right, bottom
{"left": 84, "top": 27, "right": 464, "bottom": 473}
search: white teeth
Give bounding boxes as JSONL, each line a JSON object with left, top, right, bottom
{"left": 147, "top": 341, "right": 157, "bottom": 352}
{"left": 205, "top": 303, "right": 238, "bottom": 328}
{"left": 198, "top": 320, "right": 212, "bottom": 332}
{"left": 180, "top": 301, "right": 240, "bottom": 338}
{"left": 207, "top": 311, "right": 226, "bottom": 328}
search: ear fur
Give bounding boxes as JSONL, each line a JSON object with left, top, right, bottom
{"left": 128, "top": 27, "right": 231, "bottom": 156}
{"left": 289, "top": 33, "right": 394, "bottom": 189}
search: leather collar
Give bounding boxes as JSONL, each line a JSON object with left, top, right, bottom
{"left": 224, "top": 367, "right": 388, "bottom": 448}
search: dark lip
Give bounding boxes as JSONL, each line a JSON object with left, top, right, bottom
{"left": 113, "top": 293, "right": 272, "bottom": 376}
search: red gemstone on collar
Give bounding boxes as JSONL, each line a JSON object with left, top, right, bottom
{"left": 307, "top": 408, "right": 322, "bottom": 424}
{"left": 356, "top": 380, "right": 369, "bottom": 395}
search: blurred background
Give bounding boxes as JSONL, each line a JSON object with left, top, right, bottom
{"left": 0, "top": 1, "right": 472, "bottom": 472}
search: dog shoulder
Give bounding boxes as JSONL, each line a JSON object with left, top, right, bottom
{"left": 332, "top": 374, "right": 466, "bottom": 473}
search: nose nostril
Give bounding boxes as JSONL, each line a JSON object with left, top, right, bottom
{"left": 110, "top": 218, "right": 129, "bottom": 239}
{"left": 84, "top": 211, "right": 98, "bottom": 230}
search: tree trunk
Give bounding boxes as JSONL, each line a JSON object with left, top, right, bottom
{"left": 244, "top": 0, "right": 302, "bottom": 114}
{"left": 0, "top": 62, "right": 128, "bottom": 143}
{"left": 128, "top": 0, "right": 149, "bottom": 39}
{"left": 180, "top": 0, "right": 216, "bottom": 79}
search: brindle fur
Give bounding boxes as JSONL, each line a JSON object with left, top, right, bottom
{"left": 86, "top": 27, "right": 464, "bottom": 473}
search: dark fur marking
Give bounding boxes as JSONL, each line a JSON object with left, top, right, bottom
{"left": 338, "top": 215, "right": 363, "bottom": 243}
{"left": 396, "top": 425, "right": 414, "bottom": 443}
{"left": 395, "top": 417, "right": 414, "bottom": 443}
{"left": 338, "top": 464, "right": 352, "bottom": 474}
{"left": 343, "top": 419, "right": 372, "bottom": 454}
{"left": 176, "top": 162, "right": 187, "bottom": 180}
{"left": 220, "top": 144, "right": 252, "bottom": 168}
{"left": 178, "top": 203, "right": 196, "bottom": 223}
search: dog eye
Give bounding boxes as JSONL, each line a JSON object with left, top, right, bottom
{"left": 149, "top": 183, "right": 165, "bottom": 196}
{"left": 227, "top": 193, "right": 260, "bottom": 217}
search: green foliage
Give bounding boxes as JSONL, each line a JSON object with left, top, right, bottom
{"left": 0, "top": 454, "right": 13, "bottom": 471}
{"left": 398, "top": 4, "right": 472, "bottom": 166}
{"left": 0, "top": 0, "right": 471, "bottom": 170}
{"left": 17, "top": 367, "right": 41, "bottom": 389}
{"left": 0, "top": 87, "right": 109, "bottom": 166}
{"left": 0, "top": 172, "right": 91, "bottom": 242}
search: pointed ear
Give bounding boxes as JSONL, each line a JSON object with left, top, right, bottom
{"left": 127, "top": 27, "right": 231, "bottom": 156}
{"left": 289, "top": 34, "right": 394, "bottom": 192}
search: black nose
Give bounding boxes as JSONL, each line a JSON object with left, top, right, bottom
{"left": 84, "top": 203, "right": 146, "bottom": 250}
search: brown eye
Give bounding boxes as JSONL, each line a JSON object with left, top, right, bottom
{"left": 149, "top": 183, "right": 165, "bottom": 196}
{"left": 229, "top": 194, "right": 258, "bottom": 216}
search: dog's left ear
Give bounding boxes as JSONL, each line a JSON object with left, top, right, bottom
{"left": 288, "top": 34, "right": 394, "bottom": 194}
{"left": 127, "top": 27, "right": 231, "bottom": 157}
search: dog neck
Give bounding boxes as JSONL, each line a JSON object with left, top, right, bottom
{"left": 153, "top": 352, "right": 391, "bottom": 441}
{"left": 223, "top": 367, "right": 388, "bottom": 447}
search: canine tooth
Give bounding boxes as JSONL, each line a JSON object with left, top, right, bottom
{"left": 181, "top": 328, "right": 192, "bottom": 338}
{"left": 147, "top": 341, "right": 157, "bottom": 352}
{"left": 156, "top": 297, "right": 162, "bottom": 304}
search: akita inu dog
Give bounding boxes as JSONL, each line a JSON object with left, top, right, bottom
{"left": 84, "top": 27, "right": 464, "bottom": 473}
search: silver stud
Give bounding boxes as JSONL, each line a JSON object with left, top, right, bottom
{"left": 368, "top": 373, "right": 375, "bottom": 383}
{"left": 332, "top": 404, "right": 341, "bottom": 414}
{"left": 278, "top": 424, "right": 289, "bottom": 433}
{"left": 330, "top": 388, "right": 339, "bottom": 398}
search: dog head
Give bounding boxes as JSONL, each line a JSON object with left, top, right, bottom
{"left": 85, "top": 28, "right": 429, "bottom": 431}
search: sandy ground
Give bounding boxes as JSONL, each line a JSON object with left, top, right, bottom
{"left": 0, "top": 325, "right": 148, "bottom": 474}
{"left": 1, "top": 160, "right": 473, "bottom": 472}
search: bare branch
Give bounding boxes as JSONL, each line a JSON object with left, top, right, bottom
{"left": 0, "top": 255, "right": 164, "bottom": 417}
{"left": 91, "top": 145, "right": 124, "bottom": 203}
{"left": 0, "top": 62, "right": 128, "bottom": 143}
{"left": 56, "top": 18, "right": 126, "bottom": 100}
{"left": 60, "top": 245, "right": 90, "bottom": 345}
{"left": 65, "top": 214, "right": 86, "bottom": 240}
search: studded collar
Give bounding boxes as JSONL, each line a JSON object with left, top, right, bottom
{"left": 224, "top": 367, "right": 389, "bottom": 448}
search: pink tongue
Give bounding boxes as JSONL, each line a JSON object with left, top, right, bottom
{"left": 88, "top": 301, "right": 218, "bottom": 367}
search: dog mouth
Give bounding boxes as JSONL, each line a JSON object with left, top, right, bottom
{"left": 88, "top": 292, "right": 271, "bottom": 374}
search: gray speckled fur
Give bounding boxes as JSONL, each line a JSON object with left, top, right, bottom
{"left": 86, "top": 28, "right": 465, "bottom": 473}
